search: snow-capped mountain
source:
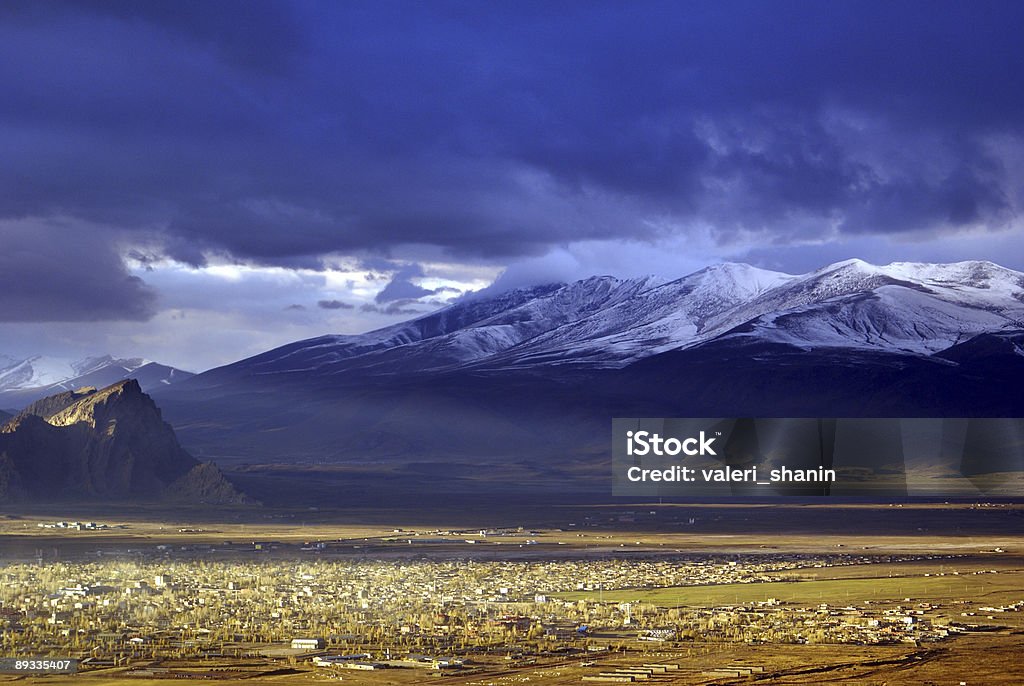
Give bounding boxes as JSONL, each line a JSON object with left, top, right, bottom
{"left": 0, "top": 355, "right": 194, "bottom": 409}
{"left": 0, "top": 355, "right": 141, "bottom": 391}
{"left": 195, "top": 259, "right": 1024, "bottom": 383}
{"left": 714, "top": 259, "right": 1024, "bottom": 354}
{"left": 477, "top": 263, "right": 797, "bottom": 368}
{"left": 155, "top": 259, "right": 1024, "bottom": 474}
{"left": 192, "top": 276, "right": 667, "bottom": 382}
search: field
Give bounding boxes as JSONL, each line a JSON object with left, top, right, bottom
{"left": 559, "top": 561, "right": 1024, "bottom": 607}
{"left": 5, "top": 635, "right": 1024, "bottom": 685}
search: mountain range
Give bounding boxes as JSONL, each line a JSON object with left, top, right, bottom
{"left": 146, "top": 259, "right": 1024, "bottom": 498}
{"left": 0, "top": 355, "right": 192, "bottom": 411}
{"left": 182, "top": 259, "right": 1024, "bottom": 382}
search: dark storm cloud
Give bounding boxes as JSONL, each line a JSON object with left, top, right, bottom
{"left": 0, "top": 221, "right": 156, "bottom": 322}
{"left": 317, "top": 299, "right": 354, "bottom": 310}
{"left": 4, "top": 0, "right": 304, "bottom": 77}
{"left": 374, "top": 265, "right": 437, "bottom": 304}
{"left": 360, "top": 301, "right": 425, "bottom": 316}
{"left": 2, "top": 0, "right": 1023, "bottom": 316}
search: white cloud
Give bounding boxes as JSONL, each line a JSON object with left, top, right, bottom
{"left": 1, "top": 255, "right": 492, "bottom": 372}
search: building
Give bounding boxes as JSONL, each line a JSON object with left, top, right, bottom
{"left": 291, "top": 638, "right": 325, "bottom": 650}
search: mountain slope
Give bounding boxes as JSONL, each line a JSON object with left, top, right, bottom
{"left": 711, "top": 260, "right": 1024, "bottom": 354}
{"left": 474, "top": 263, "right": 796, "bottom": 368}
{"left": 0, "top": 380, "right": 248, "bottom": 503}
{"left": 0, "top": 355, "right": 194, "bottom": 409}
{"left": 187, "top": 278, "right": 671, "bottom": 384}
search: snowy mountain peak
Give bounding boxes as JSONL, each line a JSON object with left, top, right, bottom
{"left": 698, "top": 261, "right": 791, "bottom": 277}
{"left": 720, "top": 259, "right": 1024, "bottom": 354}
{"left": 0, "top": 356, "right": 79, "bottom": 390}
{"left": 680, "top": 262, "right": 797, "bottom": 297}
{"left": 809, "top": 259, "right": 1022, "bottom": 289}
{"left": 0, "top": 354, "right": 193, "bottom": 408}
{"left": 820, "top": 257, "right": 875, "bottom": 272}
{"left": 879, "top": 260, "right": 1021, "bottom": 289}
{"left": 72, "top": 355, "right": 150, "bottom": 377}
{"left": 190, "top": 259, "right": 1024, "bottom": 384}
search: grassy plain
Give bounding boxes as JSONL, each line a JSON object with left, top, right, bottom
{"left": 559, "top": 566, "right": 1024, "bottom": 607}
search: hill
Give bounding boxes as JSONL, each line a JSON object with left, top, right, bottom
{"left": 0, "top": 380, "right": 248, "bottom": 504}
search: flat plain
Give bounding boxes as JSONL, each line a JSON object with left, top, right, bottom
{"left": 0, "top": 501, "right": 1021, "bottom": 685}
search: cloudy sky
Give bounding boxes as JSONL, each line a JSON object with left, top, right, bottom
{"left": 2, "top": 1, "right": 1023, "bottom": 371}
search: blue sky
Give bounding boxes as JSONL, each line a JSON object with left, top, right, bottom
{"left": 1, "top": 1, "right": 1023, "bottom": 369}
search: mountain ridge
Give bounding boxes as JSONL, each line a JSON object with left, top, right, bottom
{"left": 178, "top": 258, "right": 1024, "bottom": 385}
{"left": 0, "top": 354, "right": 194, "bottom": 410}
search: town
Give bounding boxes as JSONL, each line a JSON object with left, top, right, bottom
{"left": 2, "top": 534, "right": 1020, "bottom": 683}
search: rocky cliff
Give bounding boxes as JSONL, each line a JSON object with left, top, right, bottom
{"left": 0, "top": 380, "right": 248, "bottom": 504}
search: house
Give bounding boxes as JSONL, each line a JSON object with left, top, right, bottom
{"left": 291, "top": 638, "right": 325, "bottom": 650}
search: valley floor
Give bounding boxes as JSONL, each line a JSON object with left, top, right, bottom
{"left": 0, "top": 502, "right": 1022, "bottom": 684}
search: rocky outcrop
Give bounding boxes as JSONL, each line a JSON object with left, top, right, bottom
{"left": 164, "top": 462, "right": 252, "bottom": 505}
{"left": 0, "top": 380, "right": 248, "bottom": 504}
{"left": 18, "top": 386, "right": 101, "bottom": 421}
